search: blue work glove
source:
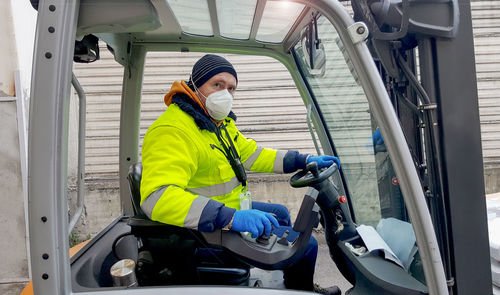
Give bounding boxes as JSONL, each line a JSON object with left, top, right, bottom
{"left": 370, "top": 128, "right": 387, "bottom": 153}
{"left": 372, "top": 128, "right": 384, "bottom": 146}
{"left": 307, "top": 155, "right": 341, "bottom": 169}
{"left": 231, "top": 209, "right": 280, "bottom": 237}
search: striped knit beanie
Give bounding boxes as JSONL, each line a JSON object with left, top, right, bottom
{"left": 190, "top": 54, "right": 238, "bottom": 88}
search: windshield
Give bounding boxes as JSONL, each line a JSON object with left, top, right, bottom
{"left": 294, "top": 15, "right": 407, "bottom": 226}
{"left": 294, "top": 15, "right": 425, "bottom": 283}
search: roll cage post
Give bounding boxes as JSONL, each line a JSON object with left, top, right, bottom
{"left": 28, "top": 0, "right": 80, "bottom": 294}
{"left": 119, "top": 45, "right": 146, "bottom": 216}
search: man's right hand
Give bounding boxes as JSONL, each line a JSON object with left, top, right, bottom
{"left": 231, "top": 209, "right": 279, "bottom": 237}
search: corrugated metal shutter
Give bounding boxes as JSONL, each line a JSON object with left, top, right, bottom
{"left": 472, "top": 0, "right": 500, "bottom": 168}
{"left": 75, "top": 50, "right": 316, "bottom": 180}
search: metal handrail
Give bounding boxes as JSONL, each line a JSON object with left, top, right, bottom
{"left": 68, "top": 73, "right": 86, "bottom": 234}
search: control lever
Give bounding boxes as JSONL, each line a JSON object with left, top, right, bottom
{"left": 256, "top": 213, "right": 277, "bottom": 245}
{"left": 215, "top": 192, "right": 319, "bottom": 269}
{"left": 277, "top": 230, "right": 290, "bottom": 246}
{"left": 256, "top": 235, "right": 270, "bottom": 245}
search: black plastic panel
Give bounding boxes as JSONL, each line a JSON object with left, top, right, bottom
{"left": 337, "top": 236, "right": 427, "bottom": 295}
{"left": 71, "top": 219, "right": 136, "bottom": 291}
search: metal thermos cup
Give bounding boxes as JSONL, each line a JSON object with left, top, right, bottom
{"left": 110, "top": 259, "right": 138, "bottom": 287}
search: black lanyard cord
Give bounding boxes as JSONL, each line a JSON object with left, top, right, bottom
{"left": 221, "top": 125, "right": 240, "bottom": 159}
{"left": 215, "top": 125, "right": 247, "bottom": 187}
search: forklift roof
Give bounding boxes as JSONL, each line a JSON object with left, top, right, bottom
{"left": 77, "top": 0, "right": 310, "bottom": 46}
{"left": 31, "top": 0, "right": 320, "bottom": 53}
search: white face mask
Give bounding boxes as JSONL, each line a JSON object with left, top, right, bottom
{"left": 199, "top": 89, "right": 234, "bottom": 121}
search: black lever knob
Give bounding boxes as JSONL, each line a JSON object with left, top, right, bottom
{"left": 277, "top": 230, "right": 290, "bottom": 246}
{"left": 256, "top": 235, "right": 270, "bottom": 245}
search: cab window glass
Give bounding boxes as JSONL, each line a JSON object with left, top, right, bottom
{"left": 295, "top": 15, "right": 400, "bottom": 226}
{"left": 294, "top": 15, "right": 424, "bottom": 283}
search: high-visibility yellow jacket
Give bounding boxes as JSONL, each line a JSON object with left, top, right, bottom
{"left": 140, "top": 81, "right": 308, "bottom": 231}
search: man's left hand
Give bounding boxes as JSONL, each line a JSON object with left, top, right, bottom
{"left": 307, "top": 155, "right": 341, "bottom": 169}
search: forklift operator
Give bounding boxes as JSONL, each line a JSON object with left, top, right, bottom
{"left": 140, "top": 54, "right": 340, "bottom": 292}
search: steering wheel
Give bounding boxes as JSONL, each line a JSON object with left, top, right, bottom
{"left": 290, "top": 162, "right": 338, "bottom": 188}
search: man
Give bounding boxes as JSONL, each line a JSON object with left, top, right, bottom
{"left": 140, "top": 54, "right": 340, "bottom": 293}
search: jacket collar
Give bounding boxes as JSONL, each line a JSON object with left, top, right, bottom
{"left": 165, "top": 80, "right": 236, "bottom": 132}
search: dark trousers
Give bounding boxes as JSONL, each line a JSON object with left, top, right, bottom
{"left": 252, "top": 201, "right": 318, "bottom": 291}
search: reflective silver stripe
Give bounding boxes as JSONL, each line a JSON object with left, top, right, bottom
{"left": 187, "top": 177, "right": 240, "bottom": 197}
{"left": 184, "top": 196, "right": 210, "bottom": 229}
{"left": 141, "top": 185, "right": 169, "bottom": 218}
{"left": 243, "top": 147, "right": 263, "bottom": 170}
{"left": 273, "top": 150, "right": 287, "bottom": 173}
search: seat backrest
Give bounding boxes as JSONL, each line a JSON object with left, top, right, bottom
{"left": 127, "top": 163, "right": 146, "bottom": 217}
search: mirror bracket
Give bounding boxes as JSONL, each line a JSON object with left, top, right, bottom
{"left": 347, "top": 22, "right": 369, "bottom": 45}
{"left": 300, "top": 16, "right": 326, "bottom": 77}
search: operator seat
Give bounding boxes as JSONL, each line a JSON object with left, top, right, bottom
{"left": 128, "top": 162, "right": 146, "bottom": 218}
{"left": 126, "top": 163, "right": 250, "bottom": 286}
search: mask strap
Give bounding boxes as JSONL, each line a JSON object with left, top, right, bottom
{"left": 188, "top": 74, "right": 195, "bottom": 87}
{"left": 191, "top": 78, "right": 209, "bottom": 109}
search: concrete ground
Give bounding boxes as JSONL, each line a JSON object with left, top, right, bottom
{"left": 0, "top": 283, "right": 29, "bottom": 295}
{"left": 312, "top": 231, "right": 353, "bottom": 294}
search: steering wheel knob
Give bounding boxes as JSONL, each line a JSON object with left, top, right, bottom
{"left": 307, "top": 162, "right": 320, "bottom": 177}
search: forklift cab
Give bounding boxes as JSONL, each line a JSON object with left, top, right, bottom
{"left": 28, "top": 0, "right": 490, "bottom": 294}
